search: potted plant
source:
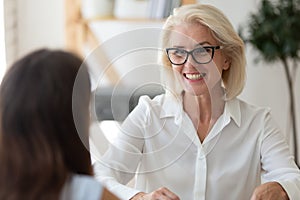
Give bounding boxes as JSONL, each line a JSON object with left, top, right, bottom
{"left": 240, "top": 0, "right": 300, "bottom": 166}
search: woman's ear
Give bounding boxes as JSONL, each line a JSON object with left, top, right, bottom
{"left": 223, "top": 58, "right": 231, "bottom": 70}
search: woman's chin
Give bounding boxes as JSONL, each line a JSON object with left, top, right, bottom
{"left": 183, "top": 86, "right": 209, "bottom": 97}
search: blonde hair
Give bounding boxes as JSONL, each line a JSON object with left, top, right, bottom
{"left": 161, "top": 3, "right": 246, "bottom": 100}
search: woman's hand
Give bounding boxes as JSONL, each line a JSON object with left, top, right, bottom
{"left": 250, "top": 182, "right": 289, "bottom": 200}
{"left": 130, "top": 187, "right": 180, "bottom": 200}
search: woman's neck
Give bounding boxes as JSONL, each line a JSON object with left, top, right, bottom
{"left": 183, "top": 86, "right": 226, "bottom": 142}
{"left": 183, "top": 86, "right": 225, "bottom": 123}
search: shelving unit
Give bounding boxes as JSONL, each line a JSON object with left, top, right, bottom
{"left": 65, "top": 0, "right": 195, "bottom": 56}
{"left": 64, "top": 0, "right": 196, "bottom": 85}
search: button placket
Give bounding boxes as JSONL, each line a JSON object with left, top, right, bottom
{"left": 194, "top": 147, "right": 207, "bottom": 200}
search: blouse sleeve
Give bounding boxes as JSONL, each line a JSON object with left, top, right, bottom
{"left": 93, "top": 96, "right": 152, "bottom": 200}
{"left": 260, "top": 112, "right": 300, "bottom": 200}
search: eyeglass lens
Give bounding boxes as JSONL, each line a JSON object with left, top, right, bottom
{"left": 167, "top": 46, "right": 218, "bottom": 65}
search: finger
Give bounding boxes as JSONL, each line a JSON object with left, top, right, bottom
{"left": 160, "top": 187, "right": 180, "bottom": 200}
{"left": 250, "top": 193, "right": 257, "bottom": 200}
{"left": 158, "top": 196, "right": 173, "bottom": 200}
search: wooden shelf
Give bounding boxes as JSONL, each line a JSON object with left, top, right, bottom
{"left": 64, "top": 0, "right": 196, "bottom": 84}
{"left": 65, "top": 0, "right": 196, "bottom": 56}
{"left": 82, "top": 17, "right": 165, "bottom": 23}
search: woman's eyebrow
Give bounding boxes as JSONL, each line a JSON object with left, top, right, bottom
{"left": 171, "top": 41, "right": 212, "bottom": 48}
{"left": 172, "top": 45, "right": 185, "bottom": 48}
{"left": 196, "top": 41, "right": 212, "bottom": 46}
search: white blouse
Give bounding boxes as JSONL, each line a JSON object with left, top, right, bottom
{"left": 60, "top": 174, "right": 103, "bottom": 200}
{"left": 94, "top": 94, "right": 300, "bottom": 200}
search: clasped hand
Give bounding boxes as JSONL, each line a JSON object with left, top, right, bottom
{"left": 250, "top": 182, "right": 289, "bottom": 200}
{"left": 130, "top": 187, "right": 180, "bottom": 200}
{"left": 131, "top": 182, "right": 288, "bottom": 200}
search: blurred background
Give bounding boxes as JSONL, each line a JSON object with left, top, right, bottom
{"left": 0, "top": 0, "right": 299, "bottom": 163}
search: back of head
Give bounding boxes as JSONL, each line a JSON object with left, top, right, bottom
{"left": 0, "top": 49, "right": 92, "bottom": 200}
{"left": 161, "top": 3, "right": 246, "bottom": 99}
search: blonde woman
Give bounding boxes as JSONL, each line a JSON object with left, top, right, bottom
{"left": 94, "top": 4, "right": 300, "bottom": 200}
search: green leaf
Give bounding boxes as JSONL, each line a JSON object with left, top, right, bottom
{"left": 241, "top": 0, "right": 300, "bottom": 63}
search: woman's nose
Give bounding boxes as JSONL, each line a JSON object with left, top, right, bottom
{"left": 184, "top": 54, "right": 197, "bottom": 68}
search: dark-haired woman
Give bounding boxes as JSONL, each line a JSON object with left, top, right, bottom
{"left": 0, "top": 49, "right": 119, "bottom": 200}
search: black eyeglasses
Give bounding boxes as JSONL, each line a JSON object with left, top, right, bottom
{"left": 166, "top": 46, "right": 222, "bottom": 65}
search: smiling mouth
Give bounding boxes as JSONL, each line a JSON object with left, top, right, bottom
{"left": 184, "top": 73, "right": 207, "bottom": 80}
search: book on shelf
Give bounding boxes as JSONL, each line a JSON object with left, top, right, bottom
{"left": 148, "top": 0, "right": 181, "bottom": 19}
{"left": 81, "top": 0, "right": 190, "bottom": 20}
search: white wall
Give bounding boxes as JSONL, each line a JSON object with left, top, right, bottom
{"left": 17, "top": 0, "right": 65, "bottom": 58}
{"left": 0, "top": 0, "right": 6, "bottom": 81}
{"left": 16, "top": 0, "right": 300, "bottom": 161}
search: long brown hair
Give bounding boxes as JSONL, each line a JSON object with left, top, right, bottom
{"left": 0, "top": 49, "right": 92, "bottom": 200}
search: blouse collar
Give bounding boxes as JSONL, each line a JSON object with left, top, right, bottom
{"left": 159, "top": 93, "right": 241, "bottom": 127}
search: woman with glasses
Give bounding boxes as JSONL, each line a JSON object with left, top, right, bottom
{"left": 94, "top": 3, "right": 300, "bottom": 200}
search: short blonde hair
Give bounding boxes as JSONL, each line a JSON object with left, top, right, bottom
{"left": 161, "top": 3, "right": 246, "bottom": 100}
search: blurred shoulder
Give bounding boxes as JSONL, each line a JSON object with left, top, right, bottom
{"left": 60, "top": 174, "right": 103, "bottom": 200}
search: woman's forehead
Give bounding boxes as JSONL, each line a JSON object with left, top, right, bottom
{"left": 169, "top": 24, "right": 216, "bottom": 47}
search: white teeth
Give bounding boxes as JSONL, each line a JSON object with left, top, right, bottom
{"left": 185, "top": 73, "right": 206, "bottom": 80}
